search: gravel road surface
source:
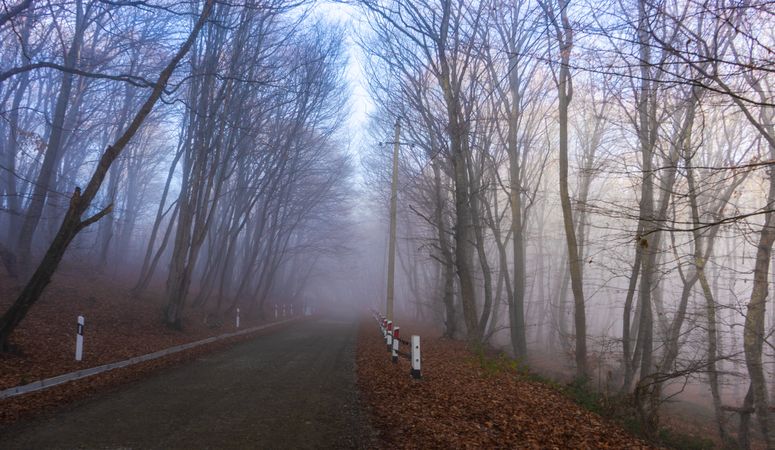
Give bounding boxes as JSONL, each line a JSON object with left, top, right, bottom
{"left": 0, "top": 316, "right": 376, "bottom": 449}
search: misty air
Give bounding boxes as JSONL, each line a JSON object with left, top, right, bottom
{"left": 0, "top": 0, "right": 774, "bottom": 448}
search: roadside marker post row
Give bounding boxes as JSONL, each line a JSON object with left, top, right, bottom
{"left": 5, "top": 317, "right": 300, "bottom": 400}
{"left": 67, "top": 300, "right": 306, "bottom": 368}
{"left": 392, "top": 326, "right": 400, "bottom": 363}
{"left": 410, "top": 335, "right": 421, "bottom": 379}
{"left": 386, "top": 320, "right": 393, "bottom": 352}
{"left": 371, "top": 309, "right": 421, "bottom": 379}
{"left": 273, "top": 304, "right": 303, "bottom": 320}
{"left": 74, "top": 305, "right": 246, "bottom": 363}
{"left": 75, "top": 301, "right": 304, "bottom": 362}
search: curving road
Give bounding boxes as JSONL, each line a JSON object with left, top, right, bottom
{"left": 0, "top": 316, "right": 376, "bottom": 449}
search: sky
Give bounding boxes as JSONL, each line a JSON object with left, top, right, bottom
{"left": 311, "top": 1, "right": 374, "bottom": 176}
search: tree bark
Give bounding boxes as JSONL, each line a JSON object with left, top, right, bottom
{"left": 548, "top": 0, "right": 586, "bottom": 378}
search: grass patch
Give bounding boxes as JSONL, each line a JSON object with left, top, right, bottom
{"left": 470, "top": 344, "right": 520, "bottom": 377}
{"left": 657, "top": 428, "right": 715, "bottom": 450}
{"left": 562, "top": 376, "right": 606, "bottom": 416}
{"left": 558, "top": 376, "right": 716, "bottom": 450}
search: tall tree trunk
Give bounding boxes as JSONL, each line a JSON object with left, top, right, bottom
{"left": 470, "top": 166, "right": 493, "bottom": 341}
{"left": 507, "top": 74, "right": 527, "bottom": 358}
{"left": 738, "top": 384, "right": 755, "bottom": 450}
{"left": 434, "top": 0, "right": 479, "bottom": 343}
{"left": 622, "top": 239, "right": 642, "bottom": 391}
{"left": 686, "top": 149, "right": 733, "bottom": 447}
{"left": 132, "top": 146, "right": 184, "bottom": 296}
{"left": 432, "top": 149, "right": 456, "bottom": 339}
{"left": 632, "top": 0, "right": 661, "bottom": 401}
{"left": 16, "top": 0, "right": 85, "bottom": 270}
{"left": 96, "top": 84, "right": 136, "bottom": 266}
{"left": 551, "top": 0, "right": 586, "bottom": 377}
{"left": 2, "top": 30, "right": 32, "bottom": 245}
{"left": 743, "top": 147, "right": 775, "bottom": 448}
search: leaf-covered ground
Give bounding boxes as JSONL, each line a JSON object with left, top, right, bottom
{"left": 356, "top": 320, "right": 652, "bottom": 449}
{"left": 0, "top": 267, "right": 296, "bottom": 424}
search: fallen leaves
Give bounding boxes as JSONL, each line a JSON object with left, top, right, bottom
{"left": 356, "top": 320, "right": 653, "bottom": 449}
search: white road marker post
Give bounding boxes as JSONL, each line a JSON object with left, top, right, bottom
{"left": 410, "top": 335, "right": 421, "bottom": 379}
{"left": 392, "top": 326, "right": 400, "bottom": 364}
{"left": 290, "top": 304, "right": 294, "bottom": 316}
{"left": 274, "top": 304, "right": 278, "bottom": 320}
{"left": 75, "top": 315, "right": 85, "bottom": 361}
{"left": 282, "top": 304, "right": 286, "bottom": 318}
{"left": 236, "top": 307, "right": 240, "bottom": 328}
{"left": 386, "top": 321, "right": 393, "bottom": 353}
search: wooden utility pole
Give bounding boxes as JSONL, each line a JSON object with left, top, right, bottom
{"left": 386, "top": 117, "right": 401, "bottom": 322}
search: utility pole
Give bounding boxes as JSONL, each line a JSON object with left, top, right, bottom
{"left": 386, "top": 117, "right": 401, "bottom": 322}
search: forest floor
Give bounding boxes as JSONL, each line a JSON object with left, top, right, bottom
{"left": 0, "top": 266, "right": 295, "bottom": 424}
{"left": 356, "top": 319, "right": 655, "bottom": 449}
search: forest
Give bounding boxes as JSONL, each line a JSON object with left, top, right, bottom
{"left": 358, "top": 0, "right": 774, "bottom": 446}
{"left": 0, "top": 0, "right": 774, "bottom": 447}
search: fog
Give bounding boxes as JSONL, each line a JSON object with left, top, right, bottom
{"left": 1, "top": 0, "right": 774, "bottom": 446}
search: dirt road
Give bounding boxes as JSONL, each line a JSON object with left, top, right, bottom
{"left": 0, "top": 316, "right": 376, "bottom": 449}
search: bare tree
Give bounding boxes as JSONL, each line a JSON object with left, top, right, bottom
{"left": 0, "top": 0, "right": 214, "bottom": 351}
{"left": 539, "top": 0, "right": 587, "bottom": 378}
